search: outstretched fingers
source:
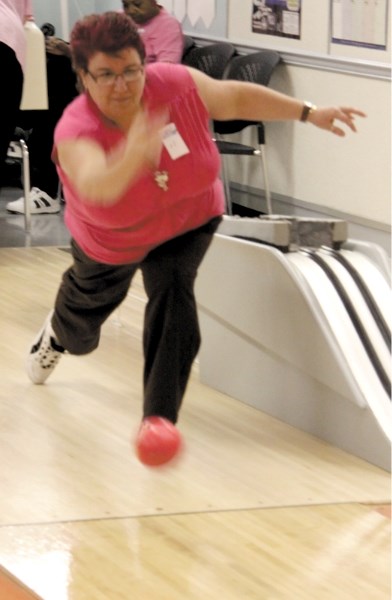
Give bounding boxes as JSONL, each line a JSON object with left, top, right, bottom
{"left": 312, "top": 106, "right": 367, "bottom": 136}
{"left": 335, "top": 107, "right": 367, "bottom": 134}
{"left": 330, "top": 106, "right": 366, "bottom": 137}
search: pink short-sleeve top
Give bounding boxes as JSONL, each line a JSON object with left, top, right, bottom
{"left": 54, "top": 63, "right": 224, "bottom": 265}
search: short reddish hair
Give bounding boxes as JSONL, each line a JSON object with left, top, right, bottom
{"left": 70, "top": 11, "right": 146, "bottom": 72}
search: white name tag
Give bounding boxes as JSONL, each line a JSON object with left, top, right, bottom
{"left": 161, "top": 123, "right": 190, "bottom": 160}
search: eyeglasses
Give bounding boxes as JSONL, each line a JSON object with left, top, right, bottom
{"left": 87, "top": 66, "right": 144, "bottom": 87}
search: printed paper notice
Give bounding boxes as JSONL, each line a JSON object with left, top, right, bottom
{"left": 332, "top": 0, "right": 388, "bottom": 50}
{"left": 252, "top": 0, "right": 301, "bottom": 39}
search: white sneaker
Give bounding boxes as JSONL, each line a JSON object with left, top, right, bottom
{"left": 7, "top": 187, "right": 60, "bottom": 214}
{"left": 27, "top": 312, "right": 65, "bottom": 384}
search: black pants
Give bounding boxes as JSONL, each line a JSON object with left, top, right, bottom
{"left": 52, "top": 217, "right": 222, "bottom": 423}
{"left": 0, "top": 43, "right": 23, "bottom": 188}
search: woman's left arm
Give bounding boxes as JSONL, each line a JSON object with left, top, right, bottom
{"left": 188, "top": 67, "right": 366, "bottom": 137}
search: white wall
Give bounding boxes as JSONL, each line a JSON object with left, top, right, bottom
{"left": 32, "top": 0, "right": 105, "bottom": 40}
{"left": 226, "top": 0, "right": 391, "bottom": 228}
{"left": 228, "top": 63, "right": 391, "bottom": 226}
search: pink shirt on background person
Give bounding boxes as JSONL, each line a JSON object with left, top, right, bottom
{"left": 54, "top": 63, "right": 224, "bottom": 265}
{"left": 135, "top": 6, "right": 183, "bottom": 63}
{"left": 0, "top": 0, "right": 33, "bottom": 70}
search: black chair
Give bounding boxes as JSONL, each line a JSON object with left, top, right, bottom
{"left": 182, "top": 41, "right": 236, "bottom": 79}
{"left": 182, "top": 35, "right": 196, "bottom": 62}
{"left": 213, "top": 50, "right": 281, "bottom": 215}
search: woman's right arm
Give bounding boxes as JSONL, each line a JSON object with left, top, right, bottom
{"left": 57, "top": 111, "right": 164, "bottom": 205}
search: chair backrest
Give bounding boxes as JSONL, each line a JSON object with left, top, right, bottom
{"left": 182, "top": 42, "right": 236, "bottom": 80}
{"left": 182, "top": 35, "right": 196, "bottom": 62}
{"left": 214, "top": 49, "right": 281, "bottom": 135}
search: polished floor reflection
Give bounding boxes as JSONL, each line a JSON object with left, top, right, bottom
{"left": 0, "top": 198, "right": 390, "bottom": 599}
{"left": 0, "top": 186, "right": 70, "bottom": 248}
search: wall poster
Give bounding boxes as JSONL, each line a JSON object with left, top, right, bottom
{"left": 252, "top": 0, "right": 302, "bottom": 39}
{"left": 331, "top": 0, "right": 388, "bottom": 50}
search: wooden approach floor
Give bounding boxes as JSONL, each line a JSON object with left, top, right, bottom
{"left": 0, "top": 247, "right": 390, "bottom": 600}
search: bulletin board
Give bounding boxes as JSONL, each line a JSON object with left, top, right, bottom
{"left": 228, "top": 0, "right": 391, "bottom": 65}
{"left": 329, "top": 0, "right": 390, "bottom": 61}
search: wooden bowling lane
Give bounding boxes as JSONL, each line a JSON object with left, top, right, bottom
{"left": 0, "top": 504, "right": 390, "bottom": 599}
{"left": 0, "top": 247, "right": 390, "bottom": 599}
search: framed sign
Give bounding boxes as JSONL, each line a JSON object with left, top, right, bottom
{"left": 331, "top": 0, "right": 388, "bottom": 50}
{"left": 252, "top": 0, "right": 302, "bottom": 40}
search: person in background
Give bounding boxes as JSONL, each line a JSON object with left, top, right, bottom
{"left": 7, "top": 2, "right": 183, "bottom": 216}
{"left": 26, "top": 12, "right": 365, "bottom": 466}
{"left": 0, "top": 0, "right": 33, "bottom": 190}
{"left": 6, "top": 23, "right": 78, "bottom": 215}
{"left": 122, "top": 0, "right": 183, "bottom": 63}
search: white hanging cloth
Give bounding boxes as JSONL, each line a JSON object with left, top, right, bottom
{"left": 173, "top": 0, "right": 186, "bottom": 22}
{"left": 20, "top": 22, "right": 48, "bottom": 110}
{"left": 159, "top": 0, "right": 173, "bottom": 11}
{"left": 186, "top": 0, "right": 201, "bottom": 26}
{"left": 200, "top": 0, "right": 216, "bottom": 28}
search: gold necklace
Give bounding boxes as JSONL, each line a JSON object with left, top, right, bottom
{"left": 154, "top": 170, "right": 169, "bottom": 191}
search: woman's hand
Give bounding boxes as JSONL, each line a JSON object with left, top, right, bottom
{"left": 308, "top": 106, "right": 366, "bottom": 137}
{"left": 124, "top": 109, "right": 167, "bottom": 171}
{"left": 58, "top": 109, "right": 169, "bottom": 206}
